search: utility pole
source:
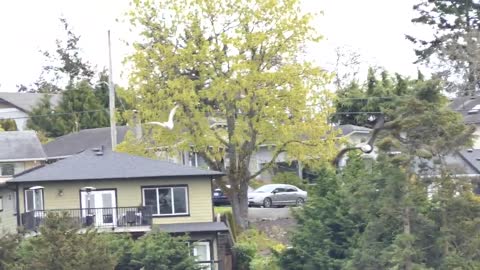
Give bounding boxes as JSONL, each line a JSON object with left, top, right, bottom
{"left": 108, "top": 30, "right": 117, "bottom": 149}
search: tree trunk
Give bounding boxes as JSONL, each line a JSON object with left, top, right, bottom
{"left": 229, "top": 176, "right": 249, "bottom": 231}
{"left": 402, "top": 206, "right": 413, "bottom": 270}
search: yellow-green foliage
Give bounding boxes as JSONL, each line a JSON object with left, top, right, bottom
{"left": 272, "top": 172, "right": 306, "bottom": 190}
{"left": 126, "top": 0, "right": 338, "bottom": 177}
{"left": 234, "top": 229, "right": 285, "bottom": 270}
{"left": 214, "top": 206, "right": 232, "bottom": 216}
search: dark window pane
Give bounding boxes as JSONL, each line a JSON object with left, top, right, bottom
{"left": 26, "top": 190, "right": 34, "bottom": 212}
{"left": 34, "top": 189, "right": 43, "bottom": 210}
{"left": 158, "top": 188, "right": 172, "bottom": 214}
{"left": 144, "top": 189, "right": 158, "bottom": 214}
{"left": 173, "top": 187, "right": 187, "bottom": 214}
{"left": 1, "top": 164, "right": 14, "bottom": 176}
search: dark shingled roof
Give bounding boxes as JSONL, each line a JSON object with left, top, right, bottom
{"left": 10, "top": 149, "right": 223, "bottom": 183}
{"left": 43, "top": 126, "right": 129, "bottom": 158}
{"left": 154, "top": 222, "right": 229, "bottom": 233}
{"left": 0, "top": 131, "right": 46, "bottom": 161}
{"left": 0, "top": 92, "right": 61, "bottom": 112}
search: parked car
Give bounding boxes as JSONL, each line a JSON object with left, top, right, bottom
{"left": 213, "top": 188, "right": 230, "bottom": 206}
{"left": 212, "top": 185, "right": 255, "bottom": 206}
{"left": 248, "top": 184, "right": 307, "bottom": 208}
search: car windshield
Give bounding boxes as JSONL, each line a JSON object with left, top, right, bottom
{"left": 253, "top": 185, "right": 277, "bottom": 193}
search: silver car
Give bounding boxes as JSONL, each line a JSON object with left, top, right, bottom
{"left": 248, "top": 184, "right": 307, "bottom": 208}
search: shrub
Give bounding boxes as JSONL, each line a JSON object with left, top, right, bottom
{"left": 233, "top": 242, "right": 257, "bottom": 270}
{"left": 0, "top": 233, "right": 22, "bottom": 270}
{"left": 131, "top": 232, "right": 198, "bottom": 270}
{"left": 272, "top": 172, "right": 306, "bottom": 190}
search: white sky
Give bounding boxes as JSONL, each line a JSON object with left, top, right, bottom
{"left": 0, "top": 0, "right": 428, "bottom": 92}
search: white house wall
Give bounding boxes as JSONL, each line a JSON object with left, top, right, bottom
{"left": 473, "top": 125, "right": 480, "bottom": 148}
{"left": 0, "top": 107, "right": 28, "bottom": 131}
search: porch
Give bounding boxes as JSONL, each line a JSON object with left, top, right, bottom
{"left": 21, "top": 206, "right": 154, "bottom": 232}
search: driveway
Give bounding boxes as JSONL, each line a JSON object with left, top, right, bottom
{"left": 247, "top": 207, "right": 294, "bottom": 221}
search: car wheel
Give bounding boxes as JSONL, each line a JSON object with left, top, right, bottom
{"left": 263, "top": 198, "right": 272, "bottom": 208}
{"left": 295, "top": 198, "right": 305, "bottom": 206}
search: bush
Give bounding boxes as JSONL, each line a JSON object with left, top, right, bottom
{"left": 272, "top": 172, "right": 306, "bottom": 190}
{"left": 234, "top": 229, "right": 284, "bottom": 270}
{"left": 0, "top": 233, "right": 22, "bottom": 270}
{"left": 131, "top": 232, "right": 198, "bottom": 270}
{"left": 99, "top": 233, "right": 136, "bottom": 270}
{"left": 17, "top": 212, "right": 117, "bottom": 270}
{"left": 233, "top": 242, "right": 257, "bottom": 270}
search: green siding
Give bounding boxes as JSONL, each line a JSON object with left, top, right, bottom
{"left": 17, "top": 177, "right": 214, "bottom": 225}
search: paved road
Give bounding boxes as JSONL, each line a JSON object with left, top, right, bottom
{"left": 247, "top": 207, "right": 294, "bottom": 221}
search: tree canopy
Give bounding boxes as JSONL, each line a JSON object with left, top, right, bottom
{"left": 126, "top": 0, "right": 337, "bottom": 229}
{"left": 283, "top": 73, "right": 480, "bottom": 269}
{"left": 407, "top": 0, "right": 480, "bottom": 95}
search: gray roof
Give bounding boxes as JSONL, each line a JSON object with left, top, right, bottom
{"left": 154, "top": 222, "right": 228, "bottom": 233}
{"left": 449, "top": 96, "right": 480, "bottom": 124}
{"left": 10, "top": 149, "right": 223, "bottom": 183}
{"left": 457, "top": 149, "right": 480, "bottom": 174}
{"left": 338, "top": 124, "right": 371, "bottom": 136}
{"left": 0, "top": 131, "right": 46, "bottom": 161}
{"left": 43, "top": 126, "right": 129, "bottom": 158}
{"left": 0, "top": 92, "right": 61, "bottom": 112}
{"left": 415, "top": 150, "right": 480, "bottom": 176}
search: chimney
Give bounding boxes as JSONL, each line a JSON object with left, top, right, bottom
{"left": 132, "top": 110, "right": 142, "bottom": 140}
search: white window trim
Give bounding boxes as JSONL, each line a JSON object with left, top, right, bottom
{"left": 142, "top": 186, "right": 189, "bottom": 216}
{"left": 24, "top": 189, "right": 44, "bottom": 212}
{"left": 192, "top": 241, "right": 212, "bottom": 267}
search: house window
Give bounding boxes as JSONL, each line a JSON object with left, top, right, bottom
{"left": 0, "top": 163, "right": 14, "bottom": 176}
{"left": 192, "top": 241, "right": 212, "bottom": 269}
{"left": 25, "top": 188, "right": 44, "bottom": 212}
{"left": 142, "top": 186, "right": 188, "bottom": 216}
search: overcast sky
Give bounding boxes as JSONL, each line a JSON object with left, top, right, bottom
{"left": 0, "top": 0, "right": 427, "bottom": 92}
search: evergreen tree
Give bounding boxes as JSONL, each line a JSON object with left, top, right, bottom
{"left": 131, "top": 233, "right": 198, "bottom": 270}
{"left": 55, "top": 80, "right": 109, "bottom": 135}
{"left": 407, "top": 0, "right": 480, "bottom": 95}
{"left": 290, "top": 72, "right": 480, "bottom": 269}
{"left": 27, "top": 94, "right": 60, "bottom": 137}
{"left": 280, "top": 160, "right": 365, "bottom": 269}
{"left": 16, "top": 212, "right": 116, "bottom": 270}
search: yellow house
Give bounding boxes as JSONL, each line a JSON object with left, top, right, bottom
{"left": 9, "top": 148, "right": 230, "bottom": 270}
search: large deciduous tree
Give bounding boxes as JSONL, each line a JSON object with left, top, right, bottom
{"left": 127, "top": 0, "right": 337, "bottom": 229}
{"left": 407, "top": 0, "right": 480, "bottom": 95}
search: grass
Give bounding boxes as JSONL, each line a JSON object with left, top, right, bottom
{"left": 214, "top": 206, "right": 232, "bottom": 215}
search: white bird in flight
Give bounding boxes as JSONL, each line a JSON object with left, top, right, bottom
{"left": 147, "top": 105, "right": 179, "bottom": 130}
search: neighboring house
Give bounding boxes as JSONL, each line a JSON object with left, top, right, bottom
{"left": 417, "top": 149, "right": 480, "bottom": 188}
{"left": 43, "top": 126, "right": 130, "bottom": 160}
{"left": 43, "top": 125, "right": 211, "bottom": 168}
{"left": 44, "top": 124, "right": 374, "bottom": 183}
{"left": 0, "top": 92, "right": 61, "bottom": 131}
{"left": 0, "top": 130, "right": 46, "bottom": 235}
{"left": 9, "top": 148, "right": 230, "bottom": 269}
{"left": 449, "top": 96, "right": 480, "bottom": 148}
{"left": 254, "top": 124, "right": 374, "bottom": 181}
